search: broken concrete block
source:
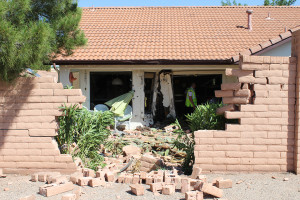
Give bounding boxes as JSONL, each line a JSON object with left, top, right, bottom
{"left": 124, "top": 174, "right": 133, "bottom": 184}
{"left": 150, "top": 182, "right": 164, "bottom": 192}
{"left": 201, "top": 183, "right": 223, "bottom": 198}
{"left": 146, "top": 176, "right": 154, "bottom": 185}
{"left": 77, "top": 177, "right": 92, "bottom": 186}
{"left": 72, "top": 187, "right": 81, "bottom": 200}
{"left": 39, "top": 182, "right": 74, "bottom": 197}
{"left": 181, "top": 178, "right": 191, "bottom": 193}
{"left": 212, "top": 177, "right": 224, "bottom": 186}
{"left": 19, "top": 195, "right": 35, "bottom": 200}
{"left": 46, "top": 172, "right": 61, "bottom": 183}
{"left": 88, "top": 178, "right": 105, "bottom": 187}
{"left": 38, "top": 173, "right": 47, "bottom": 182}
{"left": 162, "top": 184, "right": 175, "bottom": 195}
{"left": 130, "top": 184, "right": 145, "bottom": 196}
{"left": 197, "top": 175, "right": 207, "bottom": 182}
{"left": 48, "top": 175, "right": 68, "bottom": 184}
{"left": 30, "top": 174, "right": 38, "bottom": 182}
{"left": 185, "top": 191, "right": 203, "bottom": 200}
{"left": 132, "top": 175, "right": 140, "bottom": 184}
{"left": 105, "top": 172, "right": 115, "bottom": 182}
{"left": 70, "top": 173, "right": 83, "bottom": 184}
{"left": 123, "top": 145, "right": 141, "bottom": 156}
{"left": 140, "top": 171, "right": 147, "bottom": 180}
{"left": 61, "top": 193, "right": 76, "bottom": 200}
{"left": 216, "top": 179, "right": 232, "bottom": 189}
{"left": 83, "top": 168, "right": 95, "bottom": 178}
{"left": 193, "top": 181, "right": 204, "bottom": 191}
{"left": 96, "top": 170, "right": 105, "bottom": 180}
{"left": 191, "top": 167, "right": 202, "bottom": 179}
{"left": 117, "top": 173, "right": 125, "bottom": 183}
{"left": 0, "top": 169, "right": 6, "bottom": 178}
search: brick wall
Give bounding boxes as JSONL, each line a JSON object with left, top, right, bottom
{"left": 194, "top": 55, "right": 298, "bottom": 173}
{"left": 0, "top": 76, "right": 86, "bottom": 174}
{"left": 293, "top": 29, "right": 300, "bottom": 174}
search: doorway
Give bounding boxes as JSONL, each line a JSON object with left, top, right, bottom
{"left": 173, "top": 74, "right": 222, "bottom": 117}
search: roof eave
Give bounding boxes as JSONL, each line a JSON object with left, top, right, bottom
{"left": 52, "top": 59, "right": 235, "bottom": 66}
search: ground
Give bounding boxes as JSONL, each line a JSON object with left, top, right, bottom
{"left": 1, "top": 173, "right": 300, "bottom": 200}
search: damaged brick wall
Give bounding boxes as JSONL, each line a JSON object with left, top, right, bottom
{"left": 0, "top": 77, "right": 86, "bottom": 174}
{"left": 194, "top": 55, "right": 298, "bottom": 173}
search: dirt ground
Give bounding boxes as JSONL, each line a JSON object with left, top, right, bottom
{"left": 1, "top": 172, "right": 300, "bottom": 200}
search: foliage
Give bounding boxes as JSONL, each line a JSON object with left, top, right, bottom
{"left": 221, "top": 0, "right": 247, "bottom": 6}
{"left": 186, "top": 102, "right": 227, "bottom": 132}
{"left": 104, "top": 137, "right": 129, "bottom": 156}
{"left": 173, "top": 102, "right": 231, "bottom": 174}
{"left": 264, "top": 0, "right": 297, "bottom": 5}
{"left": 0, "top": 0, "right": 86, "bottom": 82}
{"left": 57, "top": 104, "right": 114, "bottom": 170}
{"left": 173, "top": 120, "right": 195, "bottom": 175}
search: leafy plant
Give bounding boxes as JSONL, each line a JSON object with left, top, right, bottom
{"left": 264, "top": 0, "right": 297, "bottom": 5}
{"left": 173, "top": 102, "right": 230, "bottom": 175}
{"left": 186, "top": 102, "right": 227, "bottom": 132}
{"left": 104, "top": 137, "right": 129, "bottom": 156}
{"left": 57, "top": 104, "right": 114, "bottom": 170}
{"left": 173, "top": 120, "right": 195, "bottom": 175}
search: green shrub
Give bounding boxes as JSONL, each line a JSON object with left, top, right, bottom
{"left": 186, "top": 102, "right": 226, "bottom": 131}
{"left": 174, "top": 102, "right": 229, "bottom": 175}
{"left": 56, "top": 104, "right": 114, "bottom": 170}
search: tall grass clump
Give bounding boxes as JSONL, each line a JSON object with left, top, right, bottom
{"left": 56, "top": 104, "right": 114, "bottom": 170}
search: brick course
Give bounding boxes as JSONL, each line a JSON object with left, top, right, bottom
{"left": 0, "top": 76, "right": 86, "bottom": 174}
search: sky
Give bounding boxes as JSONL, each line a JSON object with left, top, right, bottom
{"left": 78, "top": 0, "right": 300, "bottom": 7}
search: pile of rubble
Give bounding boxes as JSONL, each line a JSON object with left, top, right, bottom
{"left": 15, "top": 165, "right": 232, "bottom": 200}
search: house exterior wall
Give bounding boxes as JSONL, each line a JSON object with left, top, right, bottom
{"left": 194, "top": 55, "right": 298, "bottom": 173}
{"left": 259, "top": 40, "right": 292, "bottom": 57}
{"left": 0, "top": 77, "right": 86, "bottom": 174}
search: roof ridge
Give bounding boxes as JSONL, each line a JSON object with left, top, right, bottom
{"left": 81, "top": 6, "right": 300, "bottom": 9}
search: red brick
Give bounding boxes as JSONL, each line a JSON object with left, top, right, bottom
{"left": 39, "top": 83, "right": 63, "bottom": 89}
{"left": 54, "top": 89, "right": 82, "bottom": 96}
{"left": 241, "top": 145, "right": 267, "bottom": 151}
{"left": 105, "top": 172, "right": 115, "bottom": 182}
{"left": 19, "top": 195, "right": 36, "bottom": 200}
{"left": 253, "top": 84, "right": 281, "bottom": 91}
{"left": 223, "top": 97, "right": 248, "bottom": 104}
{"left": 240, "top": 105, "right": 268, "bottom": 111}
{"left": 216, "top": 104, "right": 235, "bottom": 115}
{"left": 234, "top": 89, "right": 251, "bottom": 97}
{"left": 225, "top": 68, "right": 253, "bottom": 77}
{"left": 77, "top": 177, "right": 92, "bottom": 186}
{"left": 255, "top": 70, "right": 282, "bottom": 77}
{"left": 61, "top": 193, "right": 76, "bottom": 200}
{"left": 201, "top": 183, "right": 223, "bottom": 198}
{"left": 253, "top": 165, "right": 280, "bottom": 172}
{"left": 68, "top": 96, "right": 86, "bottom": 103}
{"left": 213, "top": 144, "right": 240, "bottom": 151}
{"left": 181, "top": 178, "right": 190, "bottom": 193}
{"left": 39, "top": 182, "right": 74, "bottom": 197}
{"left": 238, "top": 76, "right": 267, "bottom": 84}
{"left": 185, "top": 191, "right": 203, "bottom": 200}
{"left": 216, "top": 179, "right": 232, "bottom": 189}
{"left": 2, "top": 130, "right": 28, "bottom": 137}
{"left": 130, "top": 184, "right": 145, "bottom": 196}
{"left": 221, "top": 83, "right": 241, "bottom": 91}
{"left": 162, "top": 184, "right": 175, "bottom": 195}
{"left": 225, "top": 151, "right": 253, "bottom": 158}
{"left": 150, "top": 182, "right": 163, "bottom": 192}
{"left": 240, "top": 118, "right": 268, "bottom": 125}
{"left": 88, "top": 178, "right": 105, "bottom": 187}
{"left": 215, "top": 90, "right": 233, "bottom": 97}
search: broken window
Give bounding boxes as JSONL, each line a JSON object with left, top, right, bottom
{"left": 90, "top": 72, "right": 132, "bottom": 110}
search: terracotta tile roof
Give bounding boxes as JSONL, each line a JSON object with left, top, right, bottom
{"left": 53, "top": 6, "right": 300, "bottom": 64}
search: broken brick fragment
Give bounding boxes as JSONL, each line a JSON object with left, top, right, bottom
{"left": 216, "top": 179, "right": 232, "bottom": 189}
{"left": 185, "top": 191, "right": 203, "bottom": 200}
{"left": 61, "top": 193, "right": 76, "bottom": 200}
{"left": 181, "top": 178, "right": 191, "bottom": 193}
{"left": 162, "top": 183, "right": 175, "bottom": 195}
{"left": 150, "top": 182, "right": 164, "bottom": 192}
{"left": 130, "top": 184, "right": 145, "bottom": 196}
{"left": 191, "top": 167, "right": 202, "bottom": 179}
{"left": 105, "top": 172, "right": 115, "bottom": 182}
{"left": 88, "top": 178, "right": 105, "bottom": 187}
{"left": 77, "top": 177, "right": 92, "bottom": 186}
{"left": 19, "top": 195, "right": 36, "bottom": 200}
{"left": 201, "top": 183, "right": 223, "bottom": 198}
{"left": 39, "top": 182, "right": 74, "bottom": 197}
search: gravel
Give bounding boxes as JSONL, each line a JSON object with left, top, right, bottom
{"left": 0, "top": 173, "right": 300, "bottom": 200}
